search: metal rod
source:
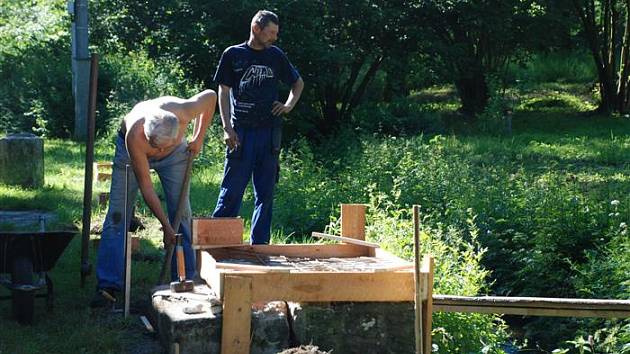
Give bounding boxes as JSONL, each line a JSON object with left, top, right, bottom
{"left": 80, "top": 53, "right": 99, "bottom": 287}
{"left": 123, "top": 164, "right": 131, "bottom": 317}
{"left": 413, "top": 205, "right": 423, "bottom": 354}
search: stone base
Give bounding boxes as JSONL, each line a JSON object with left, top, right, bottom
{"left": 151, "top": 284, "right": 290, "bottom": 354}
{"left": 152, "top": 285, "right": 415, "bottom": 354}
{"left": 290, "top": 302, "right": 415, "bottom": 354}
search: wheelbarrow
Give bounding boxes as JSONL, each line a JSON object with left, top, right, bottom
{"left": 0, "top": 230, "right": 76, "bottom": 324}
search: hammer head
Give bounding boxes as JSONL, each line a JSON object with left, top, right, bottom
{"left": 170, "top": 280, "right": 194, "bottom": 293}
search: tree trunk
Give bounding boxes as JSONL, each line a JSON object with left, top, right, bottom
{"left": 455, "top": 68, "right": 489, "bottom": 117}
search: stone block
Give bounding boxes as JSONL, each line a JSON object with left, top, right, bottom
{"left": 0, "top": 133, "right": 44, "bottom": 188}
{"left": 290, "top": 302, "right": 415, "bottom": 354}
{"left": 152, "top": 284, "right": 290, "bottom": 354}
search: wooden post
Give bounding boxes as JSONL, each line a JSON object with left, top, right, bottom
{"left": 341, "top": 204, "right": 372, "bottom": 256}
{"left": 221, "top": 276, "right": 252, "bottom": 354}
{"left": 341, "top": 204, "right": 366, "bottom": 240}
{"left": 422, "top": 255, "right": 434, "bottom": 354}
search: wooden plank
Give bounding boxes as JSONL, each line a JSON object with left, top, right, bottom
{"left": 203, "top": 244, "right": 371, "bottom": 258}
{"left": 373, "top": 264, "right": 415, "bottom": 272}
{"left": 199, "top": 251, "right": 224, "bottom": 297}
{"left": 341, "top": 204, "right": 366, "bottom": 240}
{"left": 311, "top": 232, "right": 380, "bottom": 248}
{"left": 432, "top": 295, "right": 630, "bottom": 310}
{"left": 193, "top": 244, "right": 250, "bottom": 250}
{"left": 215, "top": 262, "right": 292, "bottom": 273}
{"left": 221, "top": 275, "right": 252, "bottom": 354}
{"left": 422, "top": 255, "right": 434, "bottom": 354}
{"left": 242, "top": 271, "right": 415, "bottom": 302}
{"left": 432, "top": 295, "right": 630, "bottom": 318}
{"left": 193, "top": 217, "right": 243, "bottom": 246}
{"left": 432, "top": 304, "right": 630, "bottom": 318}
{"left": 93, "top": 161, "right": 113, "bottom": 182}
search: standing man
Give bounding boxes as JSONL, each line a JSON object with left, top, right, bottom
{"left": 212, "top": 10, "right": 304, "bottom": 244}
{"left": 91, "top": 90, "right": 216, "bottom": 307}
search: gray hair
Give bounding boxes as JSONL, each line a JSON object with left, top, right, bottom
{"left": 143, "top": 109, "right": 179, "bottom": 146}
{"left": 251, "top": 10, "right": 279, "bottom": 29}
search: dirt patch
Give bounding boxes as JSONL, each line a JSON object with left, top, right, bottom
{"left": 277, "top": 345, "right": 331, "bottom": 354}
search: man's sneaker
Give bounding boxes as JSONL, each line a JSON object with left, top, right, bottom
{"left": 89, "top": 288, "right": 117, "bottom": 308}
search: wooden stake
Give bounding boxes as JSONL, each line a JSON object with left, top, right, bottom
{"left": 422, "top": 255, "right": 434, "bottom": 354}
{"left": 413, "top": 205, "right": 423, "bottom": 354}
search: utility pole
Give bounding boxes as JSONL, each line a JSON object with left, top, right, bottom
{"left": 69, "top": 0, "right": 90, "bottom": 141}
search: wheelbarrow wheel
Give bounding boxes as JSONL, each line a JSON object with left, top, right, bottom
{"left": 11, "top": 256, "right": 34, "bottom": 325}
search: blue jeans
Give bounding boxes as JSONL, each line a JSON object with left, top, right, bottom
{"left": 96, "top": 135, "right": 195, "bottom": 290}
{"left": 212, "top": 127, "right": 278, "bottom": 244}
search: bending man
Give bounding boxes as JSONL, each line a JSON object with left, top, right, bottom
{"left": 91, "top": 90, "right": 216, "bottom": 307}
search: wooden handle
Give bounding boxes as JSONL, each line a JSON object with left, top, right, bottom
{"left": 177, "top": 246, "right": 186, "bottom": 281}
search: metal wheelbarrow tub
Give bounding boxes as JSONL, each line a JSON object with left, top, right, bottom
{"left": 0, "top": 230, "right": 76, "bottom": 324}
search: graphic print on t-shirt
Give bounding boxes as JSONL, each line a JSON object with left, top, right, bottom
{"left": 239, "top": 65, "right": 274, "bottom": 91}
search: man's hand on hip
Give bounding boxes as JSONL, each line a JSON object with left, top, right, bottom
{"left": 272, "top": 101, "right": 293, "bottom": 116}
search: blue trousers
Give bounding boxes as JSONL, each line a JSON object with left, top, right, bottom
{"left": 212, "top": 126, "right": 278, "bottom": 244}
{"left": 96, "top": 135, "right": 195, "bottom": 290}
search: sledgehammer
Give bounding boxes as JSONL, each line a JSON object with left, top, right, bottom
{"left": 157, "top": 152, "right": 194, "bottom": 286}
{"left": 170, "top": 233, "right": 194, "bottom": 292}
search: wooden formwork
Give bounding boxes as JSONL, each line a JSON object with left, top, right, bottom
{"left": 194, "top": 204, "right": 435, "bottom": 354}
{"left": 93, "top": 161, "right": 113, "bottom": 182}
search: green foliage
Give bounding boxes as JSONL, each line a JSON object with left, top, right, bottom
{"left": 554, "top": 321, "right": 630, "bottom": 354}
{"left": 97, "top": 51, "right": 202, "bottom": 138}
{"left": 363, "top": 207, "right": 510, "bottom": 353}
{"left": 0, "top": 0, "right": 72, "bottom": 137}
{"left": 414, "top": 0, "right": 549, "bottom": 115}
{"left": 271, "top": 84, "right": 629, "bottom": 350}
{"left": 509, "top": 51, "right": 597, "bottom": 84}
{"left": 351, "top": 96, "right": 445, "bottom": 136}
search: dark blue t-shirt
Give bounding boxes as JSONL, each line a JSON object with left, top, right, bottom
{"left": 214, "top": 42, "right": 300, "bottom": 128}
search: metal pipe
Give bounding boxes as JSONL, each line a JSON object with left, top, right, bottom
{"left": 80, "top": 54, "right": 98, "bottom": 288}
{"left": 413, "top": 205, "right": 423, "bottom": 354}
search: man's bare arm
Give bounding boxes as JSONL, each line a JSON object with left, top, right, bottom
{"left": 272, "top": 77, "right": 304, "bottom": 116}
{"left": 218, "top": 84, "right": 239, "bottom": 150}
{"left": 127, "top": 139, "right": 176, "bottom": 244}
{"left": 186, "top": 91, "right": 217, "bottom": 156}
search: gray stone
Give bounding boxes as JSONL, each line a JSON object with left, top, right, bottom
{"left": 290, "top": 302, "right": 416, "bottom": 354}
{"left": 0, "top": 133, "right": 44, "bottom": 188}
{"left": 151, "top": 284, "right": 290, "bottom": 354}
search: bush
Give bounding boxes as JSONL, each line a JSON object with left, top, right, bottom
{"left": 508, "top": 51, "right": 597, "bottom": 84}
{"left": 351, "top": 96, "right": 444, "bottom": 136}
{"left": 97, "top": 51, "right": 202, "bottom": 138}
{"left": 0, "top": 1, "right": 73, "bottom": 137}
{"left": 324, "top": 205, "right": 511, "bottom": 353}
